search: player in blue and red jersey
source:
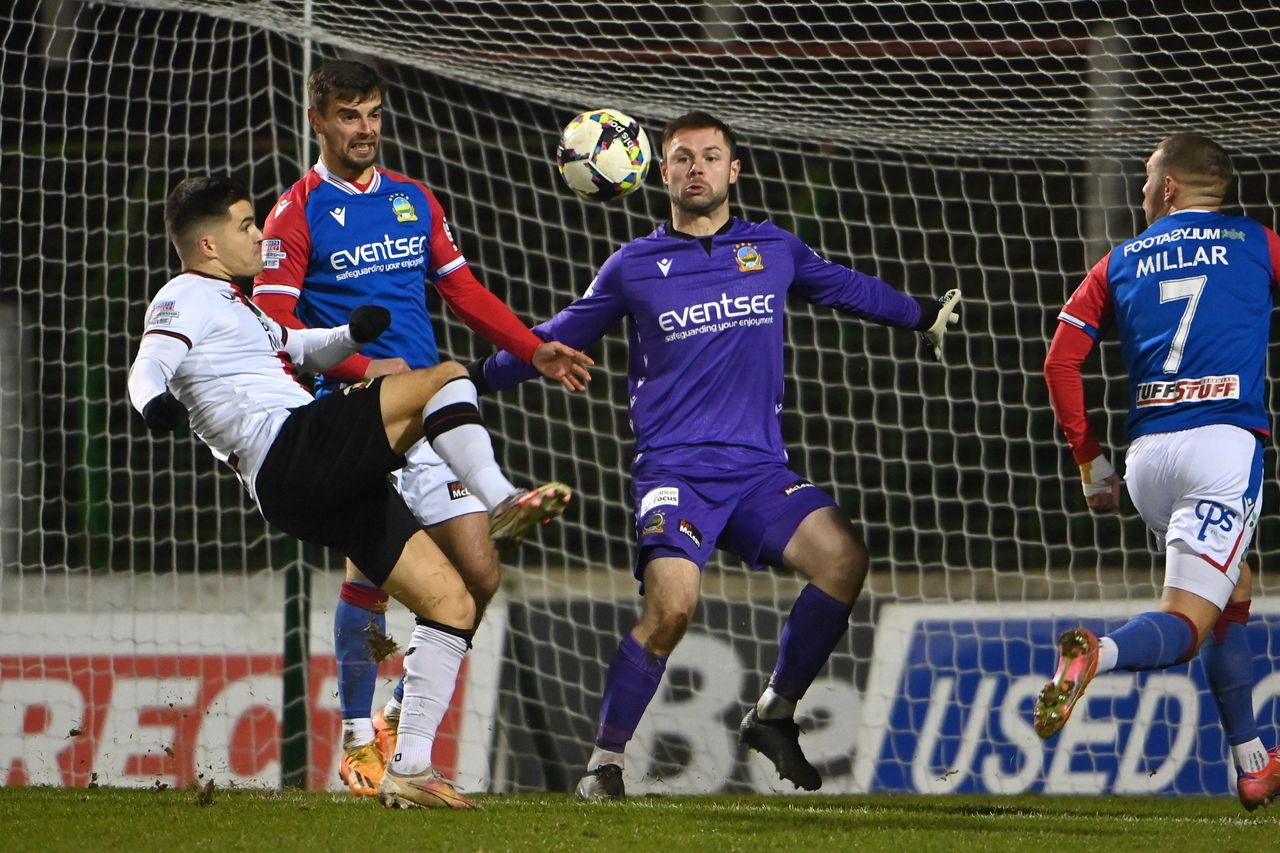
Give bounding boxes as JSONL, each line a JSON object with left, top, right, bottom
{"left": 475, "top": 111, "right": 961, "bottom": 799}
{"left": 1041, "top": 131, "right": 1280, "bottom": 810}
{"left": 253, "top": 60, "right": 591, "bottom": 799}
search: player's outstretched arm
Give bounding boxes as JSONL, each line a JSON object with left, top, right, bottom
{"left": 281, "top": 305, "right": 391, "bottom": 373}
{"left": 914, "top": 289, "right": 961, "bottom": 360}
{"left": 784, "top": 230, "right": 960, "bottom": 360}
{"left": 532, "top": 341, "right": 595, "bottom": 391}
{"left": 1043, "top": 321, "right": 1122, "bottom": 513}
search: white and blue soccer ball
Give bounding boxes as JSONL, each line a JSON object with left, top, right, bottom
{"left": 556, "top": 108, "right": 650, "bottom": 202}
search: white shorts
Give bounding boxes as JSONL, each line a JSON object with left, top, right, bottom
{"left": 1125, "top": 424, "right": 1263, "bottom": 606}
{"left": 391, "top": 438, "right": 487, "bottom": 527}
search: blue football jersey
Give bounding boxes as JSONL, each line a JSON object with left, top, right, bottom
{"left": 1059, "top": 210, "right": 1280, "bottom": 440}
{"left": 253, "top": 161, "right": 469, "bottom": 394}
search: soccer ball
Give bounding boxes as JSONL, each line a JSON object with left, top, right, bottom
{"left": 556, "top": 109, "right": 651, "bottom": 202}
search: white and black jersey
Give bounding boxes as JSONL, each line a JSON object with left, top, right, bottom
{"left": 128, "top": 270, "right": 359, "bottom": 500}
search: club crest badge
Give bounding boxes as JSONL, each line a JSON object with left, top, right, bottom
{"left": 735, "top": 243, "right": 763, "bottom": 272}
{"left": 642, "top": 511, "right": 666, "bottom": 535}
{"left": 390, "top": 193, "right": 418, "bottom": 223}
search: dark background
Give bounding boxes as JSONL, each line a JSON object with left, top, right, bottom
{"left": 5, "top": 0, "right": 1280, "bottom": 789}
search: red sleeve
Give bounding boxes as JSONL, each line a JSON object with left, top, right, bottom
{"left": 252, "top": 182, "right": 370, "bottom": 381}
{"left": 1044, "top": 321, "right": 1104, "bottom": 465}
{"left": 1264, "top": 226, "right": 1280, "bottom": 290}
{"left": 253, "top": 185, "right": 312, "bottom": 300}
{"left": 1056, "top": 252, "right": 1112, "bottom": 339}
{"left": 420, "top": 188, "right": 543, "bottom": 364}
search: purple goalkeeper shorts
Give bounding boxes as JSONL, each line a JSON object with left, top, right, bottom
{"left": 630, "top": 449, "right": 838, "bottom": 582}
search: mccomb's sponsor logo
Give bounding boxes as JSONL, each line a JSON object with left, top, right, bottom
{"left": 658, "top": 292, "right": 777, "bottom": 342}
{"left": 1135, "top": 374, "right": 1239, "bottom": 408}
{"left": 330, "top": 234, "right": 428, "bottom": 271}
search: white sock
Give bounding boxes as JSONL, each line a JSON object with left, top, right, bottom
{"left": 342, "top": 718, "right": 375, "bottom": 749}
{"left": 423, "top": 379, "right": 516, "bottom": 508}
{"left": 390, "top": 623, "right": 468, "bottom": 777}
{"left": 1234, "top": 737, "right": 1269, "bottom": 774}
{"left": 756, "top": 686, "right": 796, "bottom": 721}
{"left": 382, "top": 696, "right": 402, "bottom": 722}
{"left": 587, "top": 746, "right": 625, "bottom": 771}
{"left": 1097, "top": 636, "right": 1119, "bottom": 674}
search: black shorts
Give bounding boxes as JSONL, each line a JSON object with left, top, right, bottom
{"left": 254, "top": 377, "right": 421, "bottom": 586}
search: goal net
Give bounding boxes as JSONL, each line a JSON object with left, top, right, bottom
{"left": 3, "top": 0, "right": 1279, "bottom": 796}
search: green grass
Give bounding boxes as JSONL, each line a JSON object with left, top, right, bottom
{"left": 1, "top": 787, "right": 1277, "bottom": 852}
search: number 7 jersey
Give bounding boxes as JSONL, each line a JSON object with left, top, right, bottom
{"left": 1058, "top": 209, "right": 1280, "bottom": 441}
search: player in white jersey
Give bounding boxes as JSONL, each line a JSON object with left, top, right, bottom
{"left": 129, "top": 176, "right": 578, "bottom": 808}
{"left": 252, "top": 62, "right": 595, "bottom": 794}
{"left": 1041, "top": 133, "right": 1280, "bottom": 810}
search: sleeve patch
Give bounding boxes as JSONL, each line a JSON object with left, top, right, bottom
{"left": 146, "top": 300, "right": 179, "bottom": 327}
{"left": 261, "top": 239, "right": 287, "bottom": 270}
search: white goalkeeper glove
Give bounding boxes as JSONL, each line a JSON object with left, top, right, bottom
{"left": 916, "top": 288, "right": 962, "bottom": 360}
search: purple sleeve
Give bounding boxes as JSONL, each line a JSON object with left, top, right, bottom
{"left": 480, "top": 250, "right": 629, "bottom": 392}
{"left": 786, "top": 232, "right": 923, "bottom": 329}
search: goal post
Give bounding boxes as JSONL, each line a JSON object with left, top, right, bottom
{"left": 3, "top": 0, "right": 1280, "bottom": 795}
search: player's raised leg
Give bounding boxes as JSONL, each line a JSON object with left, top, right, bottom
{"left": 1035, "top": 548, "right": 1220, "bottom": 738}
{"left": 576, "top": 557, "right": 701, "bottom": 801}
{"left": 741, "top": 506, "right": 866, "bottom": 792}
{"left": 392, "top": 369, "right": 572, "bottom": 541}
{"left": 1037, "top": 425, "right": 1263, "bottom": 743}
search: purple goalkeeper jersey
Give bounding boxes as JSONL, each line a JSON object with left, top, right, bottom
{"left": 479, "top": 217, "right": 923, "bottom": 463}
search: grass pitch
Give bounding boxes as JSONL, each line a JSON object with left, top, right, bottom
{"left": 1, "top": 786, "right": 1276, "bottom": 852}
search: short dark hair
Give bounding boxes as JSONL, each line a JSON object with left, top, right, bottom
{"left": 661, "top": 111, "right": 738, "bottom": 161}
{"left": 308, "top": 59, "right": 385, "bottom": 115}
{"left": 164, "top": 175, "right": 249, "bottom": 254}
{"left": 1156, "top": 132, "right": 1233, "bottom": 193}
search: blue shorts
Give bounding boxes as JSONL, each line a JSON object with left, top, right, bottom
{"left": 631, "top": 451, "right": 837, "bottom": 582}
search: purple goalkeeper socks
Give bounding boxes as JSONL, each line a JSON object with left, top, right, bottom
{"left": 1109, "top": 610, "right": 1197, "bottom": 672}
{"left": 1201, "top": 619, "right": 1259, "bottom": 748}
{"left": 596, "top": 633, "right": 667, "bottom": 752}
{"left": 769, "top": 584, "right": 853, "bottom": 702}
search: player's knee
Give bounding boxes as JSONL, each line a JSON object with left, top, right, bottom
{"left": 427, "top": 360, "right": 467, "bottom": 383}
{"left": 816, "top": 525, "right": 868, "bottom": 602}
{"left": 641, "top": 606, "right": 694, "bottom": 657}
{"left": 436, "top": 584, "right": 476, "bottom": 630}
{"left": 466, "top": 559, "right": 501, "bottom": 612}
{"left": 407, "top": 569, "right": 475, "bottom": 629}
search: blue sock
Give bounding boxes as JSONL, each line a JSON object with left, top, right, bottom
{"left": 769, "top": 584, "right": 853, "bottom": 702}
{"left": 596, "top": 633, "right": 667, "bottom": 752}
{"left": 1109, "top": 611, "right": 1196, "bottom": 672}
{"left": 1201, "top": 620, "right": 1258, "bottom": 748}
{"left": 335, "top": 582, "right": 387, "bottom": 722}
{"left": 393, "top": 674, "right": 404, "bottom": 704}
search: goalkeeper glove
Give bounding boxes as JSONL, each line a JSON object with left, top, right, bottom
{"left": 914, "top": 288, "right": 962, "bottom": 360}
{"left": 142, "top": 392, "right": 188, "bottom": 435}
{"left": 349, "top": 305, "right": 391, "bottom": 344}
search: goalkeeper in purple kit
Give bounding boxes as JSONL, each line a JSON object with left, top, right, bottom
{"left": 474, "top": 112, "right": 961, "bottom": 798}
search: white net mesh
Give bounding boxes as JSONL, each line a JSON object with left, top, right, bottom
{"left": 3, "top": 0, "right": 1279, "bottom": 795}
